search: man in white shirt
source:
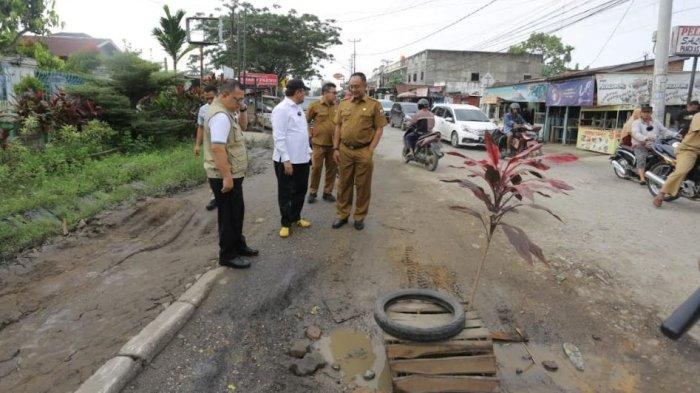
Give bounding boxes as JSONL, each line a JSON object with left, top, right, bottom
{"left": 203, "top": 80, "right": 258, "bottom": 269}
{"left": 272, "top": 79, "right": 313, "bottom": 238}
{"left": 631, "top": 105, "right": 677, "bottom": 184}
{"left": 194, "top": 85, "right": 218, "bottom": 210}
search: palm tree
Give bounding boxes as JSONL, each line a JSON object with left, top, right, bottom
{"left": 151, "top": 5, "right": 193, "bottom": 72}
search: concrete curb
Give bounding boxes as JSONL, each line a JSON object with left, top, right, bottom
{"left": 75, "top": 267, "right": 226, "bottom": 392}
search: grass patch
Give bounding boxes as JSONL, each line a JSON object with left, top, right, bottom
{"left": 0, "top": 142, "right": 205, "bottom": 260}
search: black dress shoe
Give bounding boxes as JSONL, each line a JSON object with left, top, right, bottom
{"left": 238, "top": 246, "right": 259, "bottom": 257}
{"left": 307, "top": 193, "right": 317, "bottom": 203}
{"left": 354, "top": 220, "right": 365, "bottom": 230}
{"left": 205, "top": 198, "right": 217, "bottom": 210}
{"left": 332, "top": 218, "right": 348, "bottom": 229}
{"left": 219, "top": 258, "right": 251, "bottom": 269}
{"left": 322, "top": 193, "right": 336, "bottom": 202}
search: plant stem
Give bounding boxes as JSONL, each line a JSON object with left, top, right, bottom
{"left": 468, "top": 233, "right": 492, "bottom": 306}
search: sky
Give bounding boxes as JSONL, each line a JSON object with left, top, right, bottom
{"left": 53, "top": 0, "right": 700, "bottom": 86}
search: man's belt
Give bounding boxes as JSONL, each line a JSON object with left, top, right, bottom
{"left": 341, "top": 140, "right": 371, "bottom": 149}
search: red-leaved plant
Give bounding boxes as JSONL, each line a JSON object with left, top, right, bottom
{"left": 443, "top": 133, "right": 578, "bottom": 304}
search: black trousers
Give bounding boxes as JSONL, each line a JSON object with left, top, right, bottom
{"left": 209, "top": 177, "right": 247, "bottom": 262}
{"left": 274, "top": 161, "right": 310, "bottom": 227}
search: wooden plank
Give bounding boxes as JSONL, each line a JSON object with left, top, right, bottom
{"left": 390, "top": 355, "right": 497, "bottom": 375}
{"left": 384, "top": 327, "right": 491, "bottom": 343}
{"left": 394, "top": 375, "right": 500, "bottom": 393}
{"left": 387, "top": 312, "right": 483, "bottom": 329}
{"left": 387, "top": 340, "right": 494, "bottom": 359}
{"left": 490, "top": 330, "right": 527, "bottom": 343}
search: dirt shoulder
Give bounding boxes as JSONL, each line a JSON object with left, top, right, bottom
{"left": 0, "top": 140, "right": 270, "bottom": 393}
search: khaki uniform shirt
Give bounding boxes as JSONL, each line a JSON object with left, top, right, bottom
{"left": 333, "top": 95, "right": 388, "bottom": 145}
{"left": 307, "top": 99, "right": 337, "bottom": 146}
{"left": 203, "top": 98, "right": 248, "bottom": 179}
{"left": 681, "top": 113, "right": 700, "bottom": 150}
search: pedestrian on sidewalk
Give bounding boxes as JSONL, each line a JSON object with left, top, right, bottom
{"left": 203, "top": 80, "right": 258, "bottom": 268}
{"left": 272, "top": 79, "right": 313, "bottom": 238}
{"left": 331, "top": 72, "right": 388, "bottom": 231}
{"left": 653, "top": 112, "right": 700, "bottom": 207}
{"left": 306, "top": 82, "right": 339, "bottom": 204}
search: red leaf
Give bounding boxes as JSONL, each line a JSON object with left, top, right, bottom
{"left": 544, "top": 179, "right": 574, "bottom": 191}
{"left": 541, "top": 153, "right": 578, "bottom": 164}
{"left": 484, "top": 132, "right": 500, "bottom": 167}
{"left": 511, "top": 184, "right": 535, "bottom": 201}
{"left": 442, "top": 179, "right": 494, "bottom": 210}
{"left": 500, "top": 223, "right": 547, "bottom": 265}
{"left": 513, "top": 142, "right": 543, "bottom": 160}
{"left": 523, "top": 160, "right": 551, "bottom": 171}
{"left": 450, "top": 205, "right": 485, "bottom": 228}
{"left": 447, "top": 151, "right": 467, "bottom": 158}
{"left": 528, "top": 204, "right": 563, "bottom": 222}
{"left": 484, "top": 165, "right": 501, "bottom": 188}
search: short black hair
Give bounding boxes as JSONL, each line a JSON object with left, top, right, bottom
{"left": 203, "top": 85, "right": 218, "bottom": 94}
{"left": 641, "top": 105, "right": 653, "bottom": 113}
{"left": 220, "top": 80, "right": 243, "bottom": 94}
{"left": 285, "top": 86, "right": 302, "bottom": 97}
{"left": 322, "top": 82, "right": 337, "bottom": 94}
{"left": 689, "top": 100, "right": 699, "bottom": 106}
{"left": 350, "top": 72, "right": 366, "bottom": 83}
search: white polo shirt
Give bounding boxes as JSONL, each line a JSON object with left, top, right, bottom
{"left": 271, "top": 97, "right": 312, "bottom": 164}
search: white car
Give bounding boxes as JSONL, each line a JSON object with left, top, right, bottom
{"left": 432, "top": 104, "right": 497, "bottom": 147}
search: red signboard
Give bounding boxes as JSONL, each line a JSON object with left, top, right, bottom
{"left": 240, "top": 72, "right": 278, "bottom": 87}
{"left": 333, "top": 73, "right": 344, "bottom": 80}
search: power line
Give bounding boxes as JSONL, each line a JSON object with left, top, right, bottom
{"left": 358, "top": 0, "right": 498, "bottom": 56}
{"left": 587, "top": 0, "right": 634, "bottom": 67}
{"left": 338, "top": 0, "right": 444, "bottom": 23}
{"left": 348, "top": 38, "right": 361, "bottom": 73}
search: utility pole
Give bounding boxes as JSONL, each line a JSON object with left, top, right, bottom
{"left": 651, "top": 0, "right": 673, "bottom": 123}
{"left": 241, "top": 9, "right": 247, "bottom": 85}
{"left": 230, "top": 0, "right": 237, "bottom": 72}
{"left": 348, "top": 38, "right": 361, "bottom": 74}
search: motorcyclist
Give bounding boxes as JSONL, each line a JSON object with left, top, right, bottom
{"left": 503, "top": 103, "right": 528, "bottom": 156}
{"left": 406, "top": 98, "right": 435, "bottom": 155}
{"left": 631, "top": 105, "right": 678, "bottom": 185}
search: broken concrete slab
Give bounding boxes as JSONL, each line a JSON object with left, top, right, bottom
{"left": 118, "top": 301, "right": 195, "bottom": 363}
{"left": 289, "top": 352, "right": 327, "bottom": 376}
{"left": 289, "top": 339, "right": 311, "bottom": 358}
{"left": 75, "top": 356, "right": 142, "bottom": 393}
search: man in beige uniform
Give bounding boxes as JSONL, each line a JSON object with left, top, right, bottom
{"left": 331, "top": 72, "right": 388, "bottom": 230}
{"left": 653, "top": 112, "right": 700, "bottom": 207}
{"left": 306, "top": 82, "right": 338, "bottom": 203}
{"left": 204, "top": 80, "right": 258, "bottom": 268}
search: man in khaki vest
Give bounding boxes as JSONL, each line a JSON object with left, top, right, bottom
{"left": 306, "top": 82, "right": 338, "bottom": 203}
{"left": 331, "top": 72, "right": 387, "bottom": 230}
{"left": 203, "top": 80, "right": 258, "bottom": 268}
{"left": 653, "top": 112, "right": 700, "bottom": 207}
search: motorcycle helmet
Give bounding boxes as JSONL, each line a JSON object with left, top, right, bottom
{"left": 509, "top": 102, "right": 520, "bottom": 110}
{"left": 417, "top": 98, "right": 429, "bottom": 110}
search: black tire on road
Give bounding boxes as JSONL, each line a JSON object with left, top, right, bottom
{"left": 647, "top": 163, "right": 680, "bottom": 201}
{"left": 374, "top": 289, "right": 466, "bottom": 342}
{"left": 612, "top": 158, "right": 628, "bottom": 179}
{"left": 451, "top": 132, "right": 459, "bottom": 148}
{"left": 425, "top": 151, "right": 439, "bottom": 171}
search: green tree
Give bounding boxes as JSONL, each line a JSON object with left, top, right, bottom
{"left": 151, "top": 5, "right": 194, "bottom": 72}
{"left": 508, "top": 33, "right": 573, "bottom": 77}
{"left": 18, "top": 41, "right": 65, "bottom": 70}
{"left": 212, "top": 2, "right": 341, "bottom": 80}
{"left": 66, "top": 52, "right": 102, "bottom": 74}
{"left": 104, "top": 52, "right": 161, "bottom": 106}
{"left": 385, "top": 73, "right": 404, "bottom": 90}
{"left": 0, "top": 0, "right": 61, "bottom": 54}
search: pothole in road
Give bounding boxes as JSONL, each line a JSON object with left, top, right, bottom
{"left": 316, "top": 328, "right": 392, "bottom": 392}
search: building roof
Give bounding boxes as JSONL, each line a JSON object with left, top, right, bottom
{"left": 22, "top": 33, "right": 120, "bottom": 58}
{"left": 546, "top": 56, "right": 688, "bottom": 81}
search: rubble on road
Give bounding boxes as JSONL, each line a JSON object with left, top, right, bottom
{"left": 289, "top": 352, "right": 326, "bottom": 376}
{"left": 288, "top": 339, "right": 311, "bottom": 358}
{"left": 305, "top": 325, "right": 322, "bottom": 340}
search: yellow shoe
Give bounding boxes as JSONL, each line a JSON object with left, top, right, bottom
{"left": 295, "top": 219, "right": 312, "bottom": 228}
{"left": 279, "top": 227, "right": 290, "bottom": 238}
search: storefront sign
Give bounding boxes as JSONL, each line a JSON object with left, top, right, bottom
{"left": 596, "top": 73, "right": 700, "bottom": 106}
{"left": 576, "top": 126, "right": 623, "bottom": 155}
{"left": 546, "top": 77, "right": 594, "bottom": 107}
{"left": 671, "top": 26, "right": 700, "bottom": 56}
{"left": 240, "top": 72, "right": 278, "bottom": 87}
{"left": 483, "top": 82, "right": 547, "bottom": 103}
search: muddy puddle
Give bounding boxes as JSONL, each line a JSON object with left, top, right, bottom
{"left": 495, "top": 342, "right": 639, "bottom": 393}
{"left": 316, "top": 328, "right": 393, "bottom": 392}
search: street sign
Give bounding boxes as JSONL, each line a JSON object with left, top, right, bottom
{"left": 481, "top": 72, "right": 494, "bottom": 88}
{"left": 671, "top": 26, "right": 700, "bottom": 56}
{"left": 240, "top": 72, "right": 278, "bottom": 87}
{"left": 333, "top": 73, "right": 344, "bottom": 80}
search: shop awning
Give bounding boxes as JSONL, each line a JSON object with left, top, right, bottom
{"left": 481, "top": 94, "right": 499, "bottom": 105}
{"left": 397, "top": 91, "right": 417, "bottom": 98}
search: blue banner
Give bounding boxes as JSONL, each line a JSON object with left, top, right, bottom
{"left": 546, "top": 77, "right": 595, "bottom": 107}
{"left": 484, "top": 82, "right": 548, "bottom": 103}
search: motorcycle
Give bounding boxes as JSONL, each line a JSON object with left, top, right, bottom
{"left": 493, "top": 124, "right": 542, "bottom": 158}
{"left": 645, "top": 141, "right": 700, "bottom": 202}
{"left": 609, "top": 139, "right": 670, "bottom": 181}
{"left": 402, "top": 121, "right": 443, "bottom": 171}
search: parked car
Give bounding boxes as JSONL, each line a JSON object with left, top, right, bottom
{"left": 390, "top": 102, "right": 418, "bottom": 130}
{"left": 378, "top": 99, "right": 394, "bottom": 122}
{"left": 432, "top": 104, "right": 497, "bottom": 147}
